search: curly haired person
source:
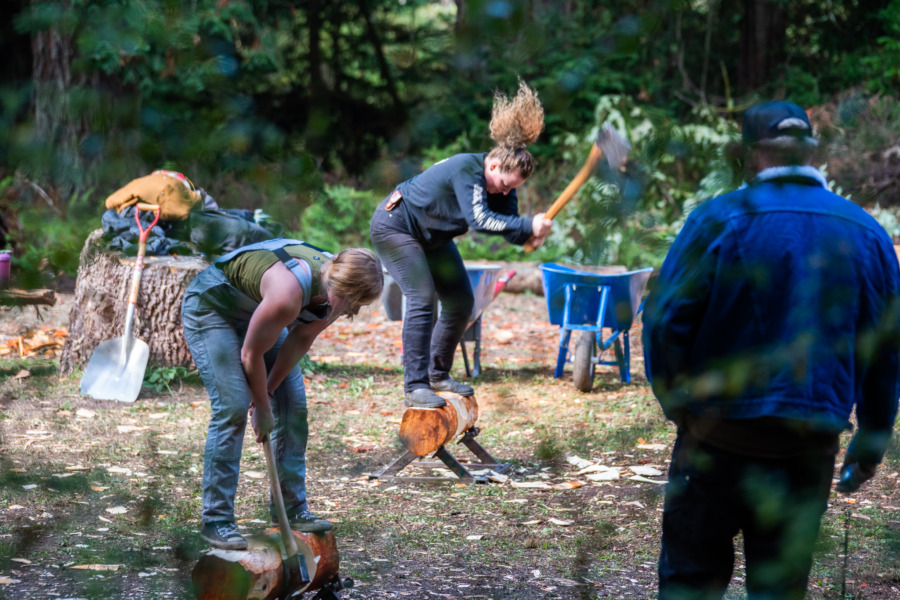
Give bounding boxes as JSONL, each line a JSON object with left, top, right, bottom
{"left": 370, "top": 80, "right": 552, "bottom": 408}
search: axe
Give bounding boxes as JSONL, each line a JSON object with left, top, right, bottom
{"left": 524, "top": 123, "right": 631, "bottom": 252}
{"left": 262, "top": 437, "right": 311, "bottom": 590}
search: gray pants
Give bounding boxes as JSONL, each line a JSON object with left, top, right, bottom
{"left": 182, "top": 266, "right": 308, "bottom": 523}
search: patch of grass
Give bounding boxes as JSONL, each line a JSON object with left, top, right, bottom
{"left": 595, "top": 420, "right": 667, "bottom": 452}
{"left": 142, "top": 366, "right": 201, "bottom": 394}
{"left": 533, "top": 426, "right": 562, "bottom": 462}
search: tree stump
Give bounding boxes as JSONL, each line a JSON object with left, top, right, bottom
{"left": 59, "top": 230, "right": 209, "bottom": 376}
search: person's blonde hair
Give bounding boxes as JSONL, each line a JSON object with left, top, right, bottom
{"left": 321, "top": 248, "right": 383, "bottom": 318}
{"left": 486, "top": 79, "right": 544, "bottom": 179}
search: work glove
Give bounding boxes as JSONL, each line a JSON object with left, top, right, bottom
{"left": 835, "top": 457, "right": 877, "bottom": 494}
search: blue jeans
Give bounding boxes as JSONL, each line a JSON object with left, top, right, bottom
{"left": 659, "top": 430, "right": 835, "bottom": 600}
{"left": 370, "top": 199, "right": 474, "bottom": 392}
{"left": 182, "top": 266, "right": 309, "bottom": 523}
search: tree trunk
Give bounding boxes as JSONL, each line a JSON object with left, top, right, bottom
{"left": 455, "top": 0, "right": 467, "bottom": 33}
{"left": 738, "top": 0, "right": 787, "bottom": 93}
{"left": 30, "top": 0, "right": 92, "bottom": 200}
{"left": 59, "top": 230, "right": 208, "bottom": 376}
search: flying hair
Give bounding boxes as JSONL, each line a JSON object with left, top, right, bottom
{"left": 487, "top": 79, "right": 544, "bottom": 179}
{"left": 489, "top": 79, "right": 544, "bottom": 149}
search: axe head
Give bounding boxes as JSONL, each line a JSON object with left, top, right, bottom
{"left": 595, "top": 124, "right": 631, "bottom": 171}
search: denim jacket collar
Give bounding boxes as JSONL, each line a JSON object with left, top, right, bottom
{"left": 739, "top": 165, "right": 829, "bottom": 190}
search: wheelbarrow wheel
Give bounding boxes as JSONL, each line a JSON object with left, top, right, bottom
{"left": 572, "top": 330, "right": 596, "bottom": 393}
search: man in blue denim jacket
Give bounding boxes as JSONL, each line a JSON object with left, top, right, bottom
{"left": 643, "top": 101, "right": 900, "bottom": 600}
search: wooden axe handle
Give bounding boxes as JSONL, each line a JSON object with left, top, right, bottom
{"left": 523, "top": 142, "right": 605, "bottom": 252}
{"left": 262, "top": 438, "right": 302, "bottom": 559}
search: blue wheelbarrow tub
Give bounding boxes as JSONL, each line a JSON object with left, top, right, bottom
{"left": 539, "top": 263, "right": 654, "bottom": 330}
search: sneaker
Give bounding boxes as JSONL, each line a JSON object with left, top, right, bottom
{"left": 430, "top": 377, "right": 474, "bottom": 397}
{"left": 200, "top": 520, "right": 248, "bottom": 550}
{"left": 405, "top": 388, "right": 447, "bottom": 408}
{"left": 281, "top": 510, "right": 333, "bottom": 534}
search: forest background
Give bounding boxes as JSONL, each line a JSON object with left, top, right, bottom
{"left": 2, "top": 0, "right": 900, "bottom": 285}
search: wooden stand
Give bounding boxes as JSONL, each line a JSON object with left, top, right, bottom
{"left": 370, "top": 427, "right": 510, "bottom": 484}
{"left": 59, "top": 230, "right": 208, "bottom": 376}
{"left": 192, "top": 528, "right": 346, "bottom": 600}
{"left": 372, "top": 394, "right": 508, "bottom": 484}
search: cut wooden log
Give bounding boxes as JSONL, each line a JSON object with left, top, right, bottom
{"left": 0, "top": 288, "right": 56, "bottom": 307}
{"left": 59, "top": 229, "right": 208, "bottom": 376}
{"left": 192, "top": 528, "right": 339, "bottom": 600}
{"left": 398, "top": 392, "right": 478, "bottom": 457}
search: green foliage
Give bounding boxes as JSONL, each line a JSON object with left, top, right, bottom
{"left": 142, "top": 366, "right": 201, "bottom": 395}
{"left": 861, "top": 0, "right": 900, "bottom": 94}
{"left": 869, "top": 204, "right": 900, "bottom": 239}
{"left": 1, "top": 177, "right": 98, "bottom": 281}
{"left": 550, "top": 94, "right": 740, "bottom": 268}
{"left": 294, "top": 185, "right": 382, "bottom": 251}
{"left": 3, "top": 0, "right": 899, "bottom": 284}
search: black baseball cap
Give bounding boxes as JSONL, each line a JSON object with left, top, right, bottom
{"left": 742, "top": 101, "right": 816, "bottom": 146}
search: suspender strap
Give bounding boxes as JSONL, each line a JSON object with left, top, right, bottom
{"left": 271, "top": 247, "right": 312, "bottom": 303}
{"left": 298, "top": 241, "right": 332, "bottom": 255}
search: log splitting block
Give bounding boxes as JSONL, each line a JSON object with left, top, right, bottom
{"left": 192, "top": 438, "right": 350, "bottom": 600}
{"left": 523, "top": 123, "right": 631, "bottom": 252}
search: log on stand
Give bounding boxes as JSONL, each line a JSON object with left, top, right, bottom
{"left": 59, "top": 229, "right": 209, "bottom": 376}
{"left": 370, "top": 392, "right": 510, "bottom": 484}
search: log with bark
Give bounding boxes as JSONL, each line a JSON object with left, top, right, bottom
{"left": 59, "top": 230, "right": 208, "bottom": 376}
{"left": 398, "top": 392, "right": 479, "bottom": 457}
{"left": 0, "top": 289, "right": 56, "bottom": 307}
{"left": 192, "top": 529, "right": 339, "bottom": 600}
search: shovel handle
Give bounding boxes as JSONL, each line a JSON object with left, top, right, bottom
{"left": 126, "top": 204, "right": 160, "bottom": 309}
{"left": 134, "top": 203, "right": 161, "bottom": 244}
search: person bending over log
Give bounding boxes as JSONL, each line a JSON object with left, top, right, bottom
{"left": 370, "top": 80, "right": 553, "bottom": 409}
{"left": 182, "top": 239, "right": 383, "bottom": 550}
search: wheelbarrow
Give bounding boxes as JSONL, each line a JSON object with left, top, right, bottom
{"left": 381, "top": 264, "right": 516, "bottom": 378}
{"left": 539, "top": 263, "right": 653, "bottom": 391}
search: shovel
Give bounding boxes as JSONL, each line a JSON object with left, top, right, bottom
{"left": 262, "top": 435, "right": 311, "bottom": 591}
{"left": 80, "top": 203, "right": 161, "bottom": 402}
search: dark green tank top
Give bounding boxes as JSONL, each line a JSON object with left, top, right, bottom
{"left": 220, "top": 244, "right": 328, "bottom": 303}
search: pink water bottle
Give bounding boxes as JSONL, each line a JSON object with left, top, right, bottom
{"left": 0, "top": 251, "right": 10, "bottom": 290}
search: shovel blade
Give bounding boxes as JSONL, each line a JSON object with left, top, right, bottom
{"left": 80, "top": 337, "right": 150, "bottom": 403}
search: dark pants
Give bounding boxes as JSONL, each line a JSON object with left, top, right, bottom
{"left": 659, "top": 430, "right": 835, "bottom": 600}
{"left": 370, "top": 200, "right": 474, "bottom": 392}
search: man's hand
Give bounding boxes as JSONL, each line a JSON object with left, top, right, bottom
{"left": 835, "top": 460, "right": 877, "bottom": 494}
{"left": 250, "top": 400, "right": 276, "bottom": 443}
{"left": 532, "top": 213, "right": 553, "bottom": 238}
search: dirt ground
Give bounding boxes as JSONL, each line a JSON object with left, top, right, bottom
{"left": 0, "top": 291, "right": 898, "bottom": 600}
